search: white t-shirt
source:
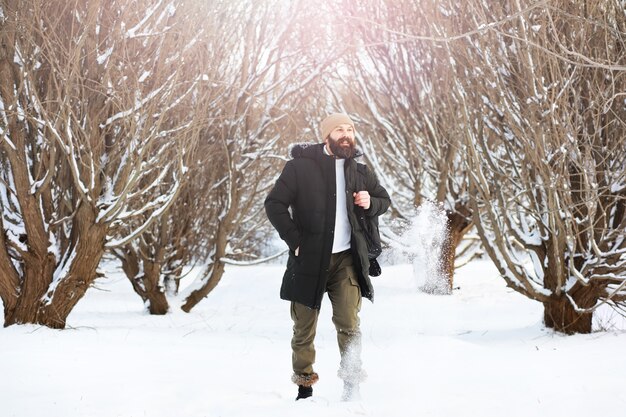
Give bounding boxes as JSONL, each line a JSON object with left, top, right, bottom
{"left": 325, "top": 146, "right": 352, "bottom": 253}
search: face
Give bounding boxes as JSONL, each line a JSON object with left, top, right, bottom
{"left": 326, "top": 123, "right": 356, "bottom": 159}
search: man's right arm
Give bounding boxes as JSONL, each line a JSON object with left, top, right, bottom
{"left": 264, "top": 162, "right": 301, "bottom": 252}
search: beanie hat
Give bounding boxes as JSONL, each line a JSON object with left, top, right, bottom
{"left": 320, "top": 113, "right": 355, "bottom": 140}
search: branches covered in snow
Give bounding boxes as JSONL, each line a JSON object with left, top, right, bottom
{"left": 179, "top": 0, "right": 341, "bottom": 312}
{"left": 0, "top": 0, "right": 201, "bottom": 328}
{"left": 455, "top": 0, "right": 626, "bottom": 333}
{"left": 327, "top": 0, "right": 475, "bottom": 292}
{"left": 321, "top": 0, "right": 625, "bottom": 332}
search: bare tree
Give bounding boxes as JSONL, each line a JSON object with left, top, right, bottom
{"left": 326, "top": 0, "right": 476, "bottom": 293}
{"left": 454, "top": 0, "right": 626, "bottom": 333}
{"left": 0, "top": 0, "right": 198, "bottom": 328}
{"left": 106, "top": 2, "right": 234, "bottom": 314}
{"left": 95, "top": 0, "right": 334, "bottom": 315}
{"left": 178, "top": 0, "right": 340, "bottom": 312}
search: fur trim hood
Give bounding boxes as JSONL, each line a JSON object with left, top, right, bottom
{"left": 288, "top": 142, "right": 363, "bottom": 160}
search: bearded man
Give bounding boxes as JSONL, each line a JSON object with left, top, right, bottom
{"left": 265, "top": 113, "right": 390, "bottom": 401}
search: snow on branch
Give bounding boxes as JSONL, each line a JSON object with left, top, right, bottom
{"left": 105, "top": 172, "right": 182, "bottom": 248}
{"left": 125, "top": 0, "right": 165, "bottom": 39}
{"left": 220, "top": 249, "right": 288, "bottom": 266}
{"left": 100, "top": 78, "right": 171, "bottom": 127}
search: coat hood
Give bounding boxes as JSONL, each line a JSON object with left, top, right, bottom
{"left": 289, "top": 142, "right": 364, "bottom": 160}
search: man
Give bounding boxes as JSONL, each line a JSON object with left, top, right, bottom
{"left": 265, "top": 113, "right": 390, "bottom": 401}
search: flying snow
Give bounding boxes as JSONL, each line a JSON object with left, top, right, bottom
{"left": 385, "top": 201, "right": 450, "bottom": 294}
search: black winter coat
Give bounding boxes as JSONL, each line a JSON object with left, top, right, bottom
{"left": 264, "top": 143, "right": 391, "bottom": 309}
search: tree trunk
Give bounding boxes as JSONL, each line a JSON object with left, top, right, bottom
{"left": 542, "top": 282, "right": 602, "bottom": 334}
{"left": 181, "top": 196, "right": 234, "bottom": 312}
{"left": 181, "top": 261, "right": 226, "bottom": 312}
{"left": 3, "top": 255, "right": 56, "bottom": 326}
{"left": 139, "top": 261, "right": 169, "bottom": 315}
{"left": 543, "top": 297, "right": 593, "bottom": 334}
{"left": 120, "top": 248, "right": 169, "bottom": 315}
{"left": 3, "top": 206, "right": 108, "bottom": 329}
{"left": 439, "top": 211, "right": 472, "bottom": 293}
{"left": 147, "top": 292, "right": 169, "bottom": 315}
{"left": 0, "top": 234, "right": 20, "bottom": 323}
{"left": 36, "top": 205, "right": 108, "bottom": 329}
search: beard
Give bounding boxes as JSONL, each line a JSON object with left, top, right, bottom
{"left": 328, "top": 136, "right": 356, "bottom": 159}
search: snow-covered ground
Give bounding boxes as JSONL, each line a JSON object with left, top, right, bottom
{"left": 2, "top": 260, "right": 625, "bottom": 417}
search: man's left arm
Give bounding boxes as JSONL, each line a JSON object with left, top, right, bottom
{"left": 364, "top": 168, "right": 390, "bottom": 217}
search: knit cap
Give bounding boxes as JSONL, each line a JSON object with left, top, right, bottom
{"left": 320, "top": 113, "right": 355, "bottom": 140}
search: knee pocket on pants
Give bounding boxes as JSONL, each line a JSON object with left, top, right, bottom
{"left": 348, "top": 273, "right": 359, "bottom": 288}
{"left": 346, "top": 273, "right": 362, "bottom": 311}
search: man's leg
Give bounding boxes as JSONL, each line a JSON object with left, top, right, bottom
{"left": 291, "top": 301, "right": 320, "bottom": 397}
{"left": 326, "top": 251, "right": 366, "bottom": 398}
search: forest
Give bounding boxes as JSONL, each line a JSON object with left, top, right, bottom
{"left": 0, "top": 0, "right": 624, "bottom": 334}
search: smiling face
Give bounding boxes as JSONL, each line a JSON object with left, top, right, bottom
{"left": 325, "top": 123, "right": 356, "bottom": 159}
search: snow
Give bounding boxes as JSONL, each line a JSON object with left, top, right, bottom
{"left": 138, "top": 70, "right": 151, "bottom": 83}
{"left": 386, "top": 202, "right": 449, "bottom": 294}
{"left": 125, "top": 0, "right": 164, "bottom": 39}
{"left": 96, "top": 46, "right": 114, "bottom": 65}
{"left": 104, "top": 177, "right": 181, "bottom": 248}
{"left": 100, "top": 76, "right": 170, "bottom": 127}
{"left": 2, "top": 260, "right": 625, "bottom": 417}
{"left": 42, "top": 242, "right": 79, "bottom": 305}
{"left": 0, "top": 129, "right": 17, "bottom": 150}
{"left": 610, "top": 178, "right": 626, "bottom": 193}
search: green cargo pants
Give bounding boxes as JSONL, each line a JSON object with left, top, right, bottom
{"left": 290, "top": 250, "right": 365, "bottom": 383}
